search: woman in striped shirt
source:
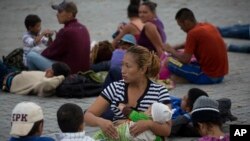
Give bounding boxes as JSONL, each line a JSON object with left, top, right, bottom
{"left": 84, "top": 46, "right": 172, "bottom": 140}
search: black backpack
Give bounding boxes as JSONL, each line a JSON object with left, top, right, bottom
{"left": 2, "top": 48, "right": 27, "bottom": 71}
{"left": 56, "top": 74, "right": 103, "bottom": 98}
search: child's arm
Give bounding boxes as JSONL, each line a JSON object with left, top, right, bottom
{"left": 118, "top": 103, "right": 150, "bottom": 122}
{"left": 36, "top": 75, "right": 65, "bottom": 97}
{"left": 36, "top": 29, "right": 54, "bottom": 45}
{"left": 23, "top": 30, "right": 54, "bottom": 48}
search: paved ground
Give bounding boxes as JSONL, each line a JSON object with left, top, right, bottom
{"left": 0, "top": 0, "right": 250, "bottom": 140}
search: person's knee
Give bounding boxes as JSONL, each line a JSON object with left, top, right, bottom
{"left": 27, "top": 51, "right": 39, "bottom": 61}
{"left": 26, "top": 51, "right": 44, "bottom": 70}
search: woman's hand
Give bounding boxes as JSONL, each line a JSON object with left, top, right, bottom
{"left": 129, "top": 120, "right": 152, "bottom": 137}
{"left": 163, "top": 43, "right": 174, "bottom": 54}
{"left": 98, "top": 118, "right": 119, "bottom": 139}
{"left": 117, "top": 22, "right": 127, "bottom": 32}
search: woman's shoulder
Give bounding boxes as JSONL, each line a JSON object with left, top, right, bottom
{"left": 130, "top": 20, "right": 144, "bottom": 31}
{"left": 149, "top": 80, "right": 165, "bottom": 87}
{"left": 149, "top": 80, "right": 169, "bottom": 91}
{"left": 144, "top": 22, "right": 156, "bottom": 28}
{"left": 122, "top": 23, "right": 141, "bottom": 35}
{"left": 108, "top": 80, "right": 126, "bottom": 88}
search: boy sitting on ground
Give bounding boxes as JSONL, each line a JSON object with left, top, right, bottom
{"left": 56, "top": 103, "right": 95, "bottom": 141}
{"left": 23, "top": 14, "right": 54, "bottom": 66}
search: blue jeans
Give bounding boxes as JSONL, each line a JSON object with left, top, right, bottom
{"left": 168, "top": 61, "right": 224, "bottom": 84}
{"left": 228, "top": 44, "right": 250, "bottom": 53}
{"left": 218, "top": 24, "right": 250, "bottom": 40}
{"left": 26, "top": 51, "right": 55, "bottom": 71}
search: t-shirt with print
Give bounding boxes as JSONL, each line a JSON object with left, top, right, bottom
{"left": 184, "top": 23, "right": 228, "bottom": 77}
{"left": 101, "top": 79, "right": 171, "bottom": 121}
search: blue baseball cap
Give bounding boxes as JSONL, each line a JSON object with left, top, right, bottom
{"left": 121, "top": 34, "right": 136, "bottom": 45}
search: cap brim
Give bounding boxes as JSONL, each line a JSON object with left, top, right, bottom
{"left": 10, "top": 122, "right": 33, "bottom": 136}
{"left": 51, "top": 4, "right": 61, "bottom": 10}
{"left": 121, "top": 39, "right": 136, "bottom": 45}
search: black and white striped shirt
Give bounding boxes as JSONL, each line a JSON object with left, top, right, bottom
{"left": 101, "top": 80, "right": 171, "bottom": 121}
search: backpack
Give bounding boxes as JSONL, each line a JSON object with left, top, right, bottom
{"left": 2, "top": 48, "right": 27, "bottom": 71}
{"left": 55, "top": 74, "right": 103, "bottom": 98}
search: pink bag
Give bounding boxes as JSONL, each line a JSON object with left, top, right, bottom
{"left": 159, "top": 53, "right": 171, "bottom": 79}
{"left": 159, "top": 50, "right": 197, "bottom": 80}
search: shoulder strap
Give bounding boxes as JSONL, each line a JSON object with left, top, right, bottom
{"left": 129, "top": 23, "right": 141, "bottom": 32}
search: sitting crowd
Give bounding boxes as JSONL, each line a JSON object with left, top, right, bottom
{"left": 9, "top": 87, "right": 233, "bottom": 141}
{"left": 1, "top": 0, "right": 241, "bottom": 141}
